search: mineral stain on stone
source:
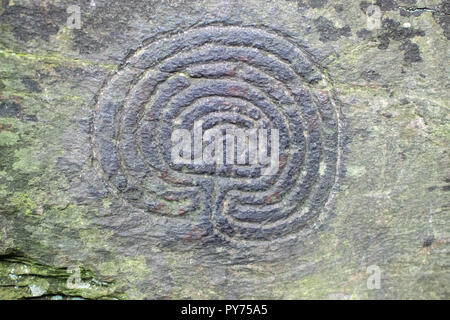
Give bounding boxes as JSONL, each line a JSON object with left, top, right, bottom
{"left": 314, "top": 16, "right": 351, "bottom": 42}
{"left": 433, "top": 1, "right": 450, "bottom": 39}
{"left": 0, "top": 4, "right": 65, "bottom": 42}
{"left": 21, "top": 76, "right": 42, "bottom": 93}
{"left": 72, "top": 29, "right": 103, "bottom": 54}
{"left": 360, "top": 70, "right": 381, "bottom": 82}
{"left": 356, "top": 28, "right": 373, "bottom": 40}
{"left": 360, "top": 0, "right": 400, "bottom": 13}
{"left": 399, "top": 40, "right": 422, "bottom": 63}
{"left": 0, "top": 101, "right": 21, "bottom": 118}
{"left": 377, "top": 18, "right": 425, "bottom": 50}
{"left": 309, "top": 0, "right": 328, "bottom": 8}
{"left": 374, "top": 0, "right": 397, "bottom": 11}
{"left": 422, "top": 236, "right": 434, "bottom": 247}
{"left": 374, "top": 18, "right": 425, "bottom": 63}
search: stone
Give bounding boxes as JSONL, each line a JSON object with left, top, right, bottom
{"left": 0, "top": 0, "right": 448, "bottom": 299}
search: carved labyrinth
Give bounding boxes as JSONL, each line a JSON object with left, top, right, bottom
{"left": 92, "top": 26, "right": 342, "bottom": 243}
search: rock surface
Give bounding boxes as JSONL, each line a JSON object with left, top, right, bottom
{"left": 0, "top": 0, "right": 448, "bottom": 299}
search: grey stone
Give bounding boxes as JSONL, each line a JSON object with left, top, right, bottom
{"left": 0, "top": 0, "right": 448, "bottom": 299}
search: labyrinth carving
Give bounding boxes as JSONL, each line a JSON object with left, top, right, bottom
{"left": 91, "top": 26, "right": 342, "bottom": 243}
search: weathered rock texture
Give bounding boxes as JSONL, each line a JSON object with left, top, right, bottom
{"left": 0, "top": 0, "right": 448, "bottom": 299}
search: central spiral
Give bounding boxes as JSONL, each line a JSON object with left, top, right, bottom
{"left": 92, "top": 26, "right": 342, "bottom": 243}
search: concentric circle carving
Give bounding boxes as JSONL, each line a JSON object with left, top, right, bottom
{"left": 91, "top": 26, "right": 342, "bottom": 243}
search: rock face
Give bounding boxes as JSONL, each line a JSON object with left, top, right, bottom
{"left": 0, "top": 0, "right": 448, "bottom": 299}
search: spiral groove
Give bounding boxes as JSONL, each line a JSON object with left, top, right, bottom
{"left": 92, "top": 26, "right": 342, "bottom": 243}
